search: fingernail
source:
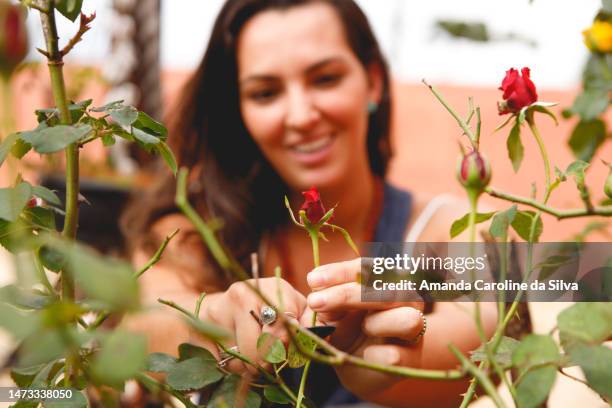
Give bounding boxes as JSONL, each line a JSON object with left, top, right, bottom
{"left": 308, "top": 292, "right": 326, "bottom": 309}
{"left": 307, "top": 271, "right": 323, "bottom": 288}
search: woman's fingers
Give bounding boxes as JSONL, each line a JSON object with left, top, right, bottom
{"left": 362, "top": 307, "right": 424, "bottom": 339}
{"left": 306, "top": 258, "right": 361, "bottom": 290}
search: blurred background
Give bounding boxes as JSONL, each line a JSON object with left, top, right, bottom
{"left": 1, "top": 1, "right": 611, "bottom": 406}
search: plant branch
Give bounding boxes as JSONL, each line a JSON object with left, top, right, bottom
{"left": 134, "top": 229, "right": 179, "bottom": 279}
{"left": 60, "top": 13, "right": 96, "bottom": 57}
{"left": 485, "top": 187, "right": 612, "bottom": 219}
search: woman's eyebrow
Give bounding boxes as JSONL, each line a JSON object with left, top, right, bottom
{"left": 239, "top": 57, "right": 347, "bottom": 86}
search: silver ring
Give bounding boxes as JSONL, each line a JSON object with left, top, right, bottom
{"left": 410, "top": 310, "right": 427, "bottom": 344}
{"left": 218, "top": 345, "right": 239, "bottom": 368}
{"left": 260, "top": 305, "right": 277, "bottom": 326}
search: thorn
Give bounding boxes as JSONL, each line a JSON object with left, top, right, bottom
{"left": 36, "top": 47, "right": 50, "bottom": 58}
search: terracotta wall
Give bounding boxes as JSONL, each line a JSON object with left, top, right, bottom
{"left": 3, "top": 66, "right": 611, "bottom": 241}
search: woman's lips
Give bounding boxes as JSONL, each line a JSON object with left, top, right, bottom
{"left": 288, "top": 134, "right": 335, "bottom": 165}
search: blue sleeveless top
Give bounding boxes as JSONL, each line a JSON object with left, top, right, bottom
{"left": 281, "top": 183, "right": 413, "bottom": 407}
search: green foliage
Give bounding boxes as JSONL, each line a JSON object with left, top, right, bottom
{"left": 257, "top": 333, "right": 286, "bottom": 364}
{"left": 20, "top": 125, "right": 92, "bottom": 154}
{"left": 166, "top": 357, "right": 224, "bottom": 391}
{"left": 287, "top": 331, "right": 316, "bottom": 368}
{"left": 208, "top": 375, "right": 261, "bottom": 408}
{"left": 54, "top": 0, "right": 84, "bottom": 22}
{"left": 557, "top": 303, "right": 612, "bottom": 348}
{"left": 90, "top": 331, "right": 148, "bottom": 386}
{"left": 450, "top": 211, "right": 495, "bottom": 238}
{"left": 146, "top": 353, "right": 177, "bottom": 373}
{"left": 0, "top": 183, "right": 32, "bottom": 222}
{"left": 264, "top": 385, "right": 293, "bottom": 404}
{"left": 507, "top": 122, "right": 524, "bottom": 172}
{"left": 489, "top": 205, "right": 517, "bottom": 239}
{"left": 510, "top": 210, "right": 543, "bottom": 242}
{"left": 568, "top": 344, "right": 612, "bottom": 399}
{"left": 470, "top": 336, "right": 519, "bottom": 368}
{"left": 568, "top": 119, "right": 606, "bottom": 162}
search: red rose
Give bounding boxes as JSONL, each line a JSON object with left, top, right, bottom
{"left": 0, "top": 1, "right": 28, "bottom": 78}
{"left": 300, "top": 187, "right": 326, "bottom": 224}
{"left": 497, "top": 67, "right": 538, "bottom": 115}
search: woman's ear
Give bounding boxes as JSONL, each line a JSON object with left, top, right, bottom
{"left": 366, "top": 62, "right": 384, "bottom": 105}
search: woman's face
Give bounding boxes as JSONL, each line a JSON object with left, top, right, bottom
{"left": 236, "top": 2, "right": 382, "bottom": 192}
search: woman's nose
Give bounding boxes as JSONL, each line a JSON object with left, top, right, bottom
{"left": 284, "top": 86, "right": 320, "bottom": 132}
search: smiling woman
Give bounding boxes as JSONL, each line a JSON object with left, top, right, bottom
{"left": 121, "top": 1, "right": 498, "bottom": 407}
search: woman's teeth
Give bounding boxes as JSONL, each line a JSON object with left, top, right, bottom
{"left": 293, "top": 136, "right": 333, "bottom": 153}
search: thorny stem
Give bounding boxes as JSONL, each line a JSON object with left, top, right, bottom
{"left": 526, "top": 115, "right": 551, "bottom": 200}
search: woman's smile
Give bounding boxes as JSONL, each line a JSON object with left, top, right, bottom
{"left": 286, "top": 133, "right": 337, "bottom": 166}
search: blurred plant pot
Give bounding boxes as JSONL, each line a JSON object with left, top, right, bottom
{"left": 41, "top": 174, "right": 134, "bottom": 254}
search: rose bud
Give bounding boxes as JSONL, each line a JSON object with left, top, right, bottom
{"left": 0, "top": 1, "right": 28, "bottom": 78}
{"left": 457, "top": 150, "right": 492, "bottom": 192}
{"left": 300, "top": 187, "right": 326, "bottom": 224}
{"left": 27, "top": 196, "right": 43, "bottom": 208}
{"left": 583, "top": 20, "right": 612, "bottom": 54}
{"left": 497, "top": 67, "right": 538, "bottom": 115}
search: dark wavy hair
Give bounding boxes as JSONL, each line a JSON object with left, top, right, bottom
{"left": 122, "top": 0, "right": 393, "bottom": 284}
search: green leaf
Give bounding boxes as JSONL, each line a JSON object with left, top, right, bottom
{"left": 146, "top": 353, "right": 177, "bottom": 373}
{"left": 20, "top": 125, "right": 92, "bottom": 154}
{"left": 568, "top": 119, "right": 606, "bottom": 162}
{"left": 0, "top": 183, "right": 32, "bottom": 222}
{"left": 264, "top": 385, "right": 292, "bottom": 404}
{"left": 178, "top": 343, "right": 217, "bottom": 362}
{"left": 287, "top": 331, "right": 316, "bottom": 368}
{"left": 36, "top": 99, "right": 92, "bottom": 124}
{"left": 0, "top": 285, "right": 57, "bottom": 310}
{"left": 535, "top": 255, "right": 576, "bottom": 280}
{"left": 44, "top": 390, "right": 88, "bottom": 408}
{"left": 91, "top": 100, "right": 125, "bottom": 112}
{"left": 470, "top": 336, "right": 520, "bottom": 368}
{"left": 511, "top": 211, "right": 543, "bottom": 242}
{"left": 30, "top": 360, "right": 63, "bottom": 387}
{"left": 0, "top": 218, "right": 35, "bottom": 253}
{"left": 133, "top": 111, "right": 167, "bottom": 140}
{"left": 11, "top": 138, "right": 32, "bottom": 159}
{"left": 257, "top": 332, "right": 286, "bottom": 364}
{"left": 209, "top": 374, "right": 261, "bottom": 408}
{"left": 0, "top": 302, "right": 40, "bottom": 340}
{"left": 155, "top": 142, "right": 177, "bottom": 175}
{"left": 10, "top": 364, "right": 46, "bottom": 387}
{"left": 166, "top": 357, "right": 224, "bottom": 391}
{"left": 507, "top": 122, "right": 524, "bottom": 172}
{"left": 38, "top": 245, "right": 65, "bottom": 272}
{"left": 557, "top": 303, "right": 612, "bottom": 349}
{"left": 570, "top": 89, "right": 609, "bottom": 121}
{"left": 0, "top": 133, "right": 20, "bottom": 166}
{"left": 186, "top": 317, "right": 230, "bottom": 341}
{"left": 489, "top": 205, "right": 517, "bottom": 239}
{"left": 528, "top": 104, "right": 559, "bottom": 126}
{"left": 18, "top": 328, "right": 75, "bottom": 367}
{"left": 515, "top": 367, "right": 557, "bottom": 408}
{"left": 44, "top": 237, "right": 139, "bottom": 311}
{"left": 31, "top": 185, "right": 61, "bottom": 207}
{"left": 569, "top": 343, "right": 612, "bottom": 399}
{"left": 90, "top": 331, "right": 147, "bottom": 386}
{"left": 24, "top": 207, "right": 56, "bottom": 230}
{"left": 109, "top": 105, "right": 138, "bottom": 127}
{"left": 101, "top": 133, "right": 115, "bottom": 146}
{"left": 54, "top": 0, "right": 84, "bottom": 21}
{"left": 449, "top": 212, "right": 495, "bottom": 239}
{"left": 132, "top": 127, "right": 160, "bottom": 146}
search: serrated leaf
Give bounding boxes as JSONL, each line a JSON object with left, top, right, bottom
{"left": 511, "top": 211, "right": 543, "bottom": 242}
{"left": 155, "top": 142, "right": 177, "bottom": 175}
{"left": 0, "top": 183, "right": 32, "bottom": 222}
{"left": 0, "top": 133, "right": 20, "bottom": 166}
{"left": 449, "top": 212, "right": 495, "bottom": 239}
{"left": 507, "top": 122, "right": 524, "bottom": 172}
{"left": 568, "top": 119, "right": 606, "bottom": 162}
{"left": 264, "top": 385, "right": 292, "bottom": 404}
{"left": 489, "top": 205, "right": 517, "bottom": 239}
{"left": 287, "top": 331, "right": 316, "bottom": 368}
{"left": 54, "top": 0, "right": 84, "bottom": 21}
{"left": 209, "top": 374, "right": 261, "bottom": 408}
{"left": 109, "top": 105, "right": 138, "bottom": 127}
{"left": 557, "top": 303, "right": 612, "bottom": 349}
{"left": 146, "top": 353, "right": 177, "bottom": 373}
{"left": 257, "top": 333, "right": 286, "bottom": 363}
{"left": 470, "top": 336, "right": 519, "bottom": 368}
{"left": 133, "top": 111, "right": 167, "bottom": 140}
{"left": 569, "top": 343, "right": 612, "bottom": 399}
{"left": 515, "top": 366, "right": 557, "bottom": 408}
{"left": 20, "top": 125, "right": 92, "bottom": 154}
{"left": 166, "top": 357, "right": 223, "bottom": 391}
{"left": 90, "top": 331, "right": 147, "bottom": 386}
{"left": 132, "top": 127, "right": 160, "bottom": 145}
{"left": 36, "top": 99, "right": 92, "bottom": 124}
{"left": 178, "top": 343, "right": 217, "bottom": 362}
{"left": 31, "top": 185, "right": 61, "bottom": 207}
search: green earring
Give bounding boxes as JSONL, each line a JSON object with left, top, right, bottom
{"left": 367, "top": 101, "right": 378, "bottom": 114}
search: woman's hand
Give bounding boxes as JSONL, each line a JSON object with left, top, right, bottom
{"left": 304, "top": 258, "right": 426, "bottom": 395}
{"left": 201, "top": 277, "right": 309, "bottom": 374}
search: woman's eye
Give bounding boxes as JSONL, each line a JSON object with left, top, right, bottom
{"left": 314, "top": 73, "right": 341, "bottom": 86}
{"left": 247, "top": 89, "right": 278, "bottom": 103}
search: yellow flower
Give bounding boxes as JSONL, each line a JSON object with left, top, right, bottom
{"left": 583, "top": 20, "right": 612, "bottom": 53}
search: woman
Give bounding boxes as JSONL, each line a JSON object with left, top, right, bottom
{"left": 122, "top": 1, "right": 497, "bottom": 406}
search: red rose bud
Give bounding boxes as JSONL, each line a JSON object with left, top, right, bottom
{"left": 457, "top": 150, "right": 491, "bottom": 192}
{"left": 300, "top": 187, "right": 326, "bottom": 224}
{"left": 497, "top": 67, "right": 538, "bottom": 115}
{"left": 0, "top": 1, "right": 28, "bottom": 78}
{"left": 27, "top": 197, "right": 43, "bottom": 208}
